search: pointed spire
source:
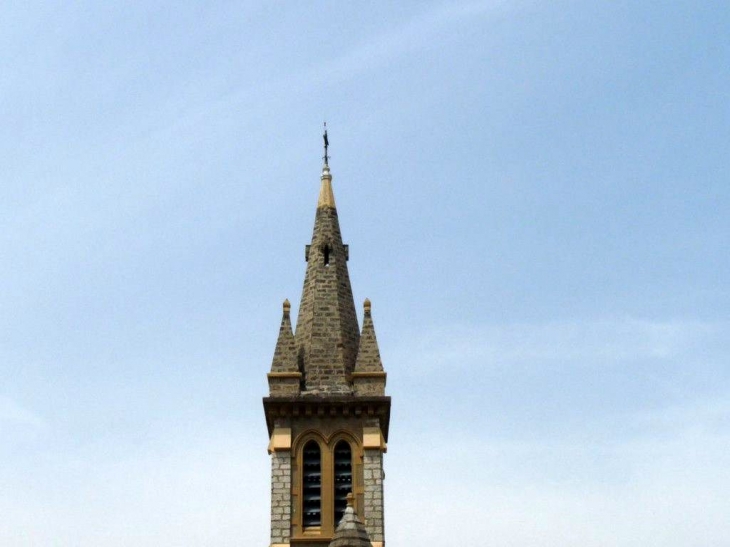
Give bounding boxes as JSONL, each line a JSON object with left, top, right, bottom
{"left": 271, "top": 299, "right": 297, "bottom": 372}
{"left": 294, "top": 132, "right": 360, "bottom": 395}
{"left": 353, "top": 299, "right": 387, "bottom": 396}
{"left": 268, "top": 299, "right": 302, "bottom": 396}
{"left": 328, "top": 494, "right": 372, "bottom": 547}
{"left": 355, "top": 299, "right": 383, "bottom": 373}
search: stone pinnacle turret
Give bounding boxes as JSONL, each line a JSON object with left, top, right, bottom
{"left": 352, "top": 299, "right": 387, "bottom": 396}
{"left": 267, "top": 299, "right": 301, "bottom": 396}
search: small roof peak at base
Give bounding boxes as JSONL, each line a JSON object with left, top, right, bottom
{"left": 328, "top": 494, "right": 372, "bottom": 547}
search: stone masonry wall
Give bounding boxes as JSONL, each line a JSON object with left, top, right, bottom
{"left": 362, "top": 449, "right": 384, "bottom": 543}
{"left": 270, "top": 451, "right": 292, "bottom": 545}
{"left": 295, "top": 205, "right": 360, "bottom": 394}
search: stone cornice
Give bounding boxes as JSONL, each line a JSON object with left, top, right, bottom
{"left": 263, "top": 395, "right": 391, "bottom": 441}
{"left": 267, "top": 372, "right": 303, "bottom": 379}
{"left": 350, "top": 371, "right": 386, "bottom": 379}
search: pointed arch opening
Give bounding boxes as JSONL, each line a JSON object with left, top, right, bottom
{"left": 302, "top": 440, "right": 322, "bottom": 528}
{"left": 333, "top": 440, "right": 352, "bottom": 525}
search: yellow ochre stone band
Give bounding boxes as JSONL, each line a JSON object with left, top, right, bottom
{"left": 317, "top": 166, "right": 336, "bottom": 208}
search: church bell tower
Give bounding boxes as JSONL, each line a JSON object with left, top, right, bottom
{"left": 263, "top": 129, "right": 390, "bottom": 547}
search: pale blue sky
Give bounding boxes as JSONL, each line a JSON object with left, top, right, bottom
{"left": 1, "top": 1, "right": 729, "bottom": 545}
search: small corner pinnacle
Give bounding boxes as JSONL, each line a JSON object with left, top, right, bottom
{"left": 346, "top": 492, "right": 354, "bottom": 507}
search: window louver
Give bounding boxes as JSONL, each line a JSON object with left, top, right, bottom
{"left": 303, "top": 441, "right": 321, "bottom": 527}
{"left": 333, "top": 441, "right": 352, "bottom": 525}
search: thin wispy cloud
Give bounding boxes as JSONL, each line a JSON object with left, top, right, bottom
{"left": 388, "top": 404, "right": 730, "bottom": 546}
{"left": 390, "top": 318, "right": 729, "bottom": 373}
{"left": 0, "top": 397, "right": 46, "bottom": 430}
{"left": 133, "top": 0, "right": 519, "bottom": 143}
{"left": 2, "top": 1, "right": 728, "bottom": 545}
{"left": 0, "top": 429, "right": 269, "bottom": 546}
{"left": 311, "top": 0, "right": 513, "bottom": 85}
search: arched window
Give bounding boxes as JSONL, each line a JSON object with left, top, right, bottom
{"left": 333, "top": 440, "right": 352, "bottom": 525}
{"left": 302, "top": 441, "right": 321, "bottom": 527}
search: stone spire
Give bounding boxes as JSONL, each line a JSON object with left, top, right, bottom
{"left": 267, "top": 299, "right": 301, "bottom": 395}
{"left": 352, "top": 299, "right": 387, "bottom": 396}
{"left": 294, "top": 147, "right": 360, "bottom": 394}
{"left": 263, "top": 131, "right": 391, "bottom": 546}
{"left": 328, "top": 494, "right": 372, "bottom": 547}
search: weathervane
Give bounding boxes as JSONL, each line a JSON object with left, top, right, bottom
{"left": 323, "top": 122, "right": 329, "bottom": 165}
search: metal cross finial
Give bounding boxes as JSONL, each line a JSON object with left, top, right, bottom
{"left": 323, "top": 122, "right": 329, "bottom": 165}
